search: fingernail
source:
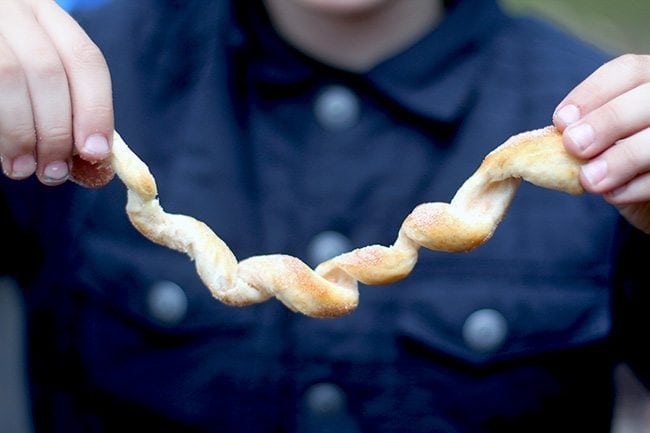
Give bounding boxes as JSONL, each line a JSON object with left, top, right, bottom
{"left": 555, "top": 104, "right": 581, "bottom": 126}
{"left": 82, "top": 134, "right": 110, "bottom": 158}
{"left": 11, "top": 154, "right": 37, "bottom": 179}
{"left": 566, "top": 123, "right": 595, "bottom": 151}
{"left": 43, "top": 160, "right": 69, "bottom": 183}
{"left": 581, "top": 159, "right": 607, "bottom": 186}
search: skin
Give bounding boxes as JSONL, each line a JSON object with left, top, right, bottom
{"left": 0, "top": 0, "right": 113, "bottom": 185}
{"left": 0, "top": 0, "right": 648, "bottom": 232}
{"left": 553, "top": 54, "right": 650, "bottom": 232}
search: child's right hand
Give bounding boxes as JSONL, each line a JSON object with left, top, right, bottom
{"left": 0, "top": 0, "right": 113, "bottom": 185}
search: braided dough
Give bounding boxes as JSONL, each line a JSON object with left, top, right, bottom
{"left": 72, "top": 126, "right": 583, "bottom": 318}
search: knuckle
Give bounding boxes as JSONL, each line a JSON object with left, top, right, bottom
{"left": 598, "top": 102, "right": 623, "bottom": 129}
{"left": 83, "top": 103, "right": 113, "bottom": 121}
{"left": 617, "top": 141, "right": 641, "bottom": 169}
{"left": 611, "top": 141, "right": 649, "bottom": 186}
{"left": 31, "top": 56, "right": 65, "bottom": 81}
{"left": 638, "top": 81, "right": 650, "bottom": 98}
{"left": 70, "top": 40, "right": 107, "bottom": 70}
{"left": 37, "top": 124, "right": 72, "bottom": 146}
{"left": 617, "top": 53, "right": 641, "bottom": 68}
{"left": 0, "top": 124, "right": 36, "bottom": 155}
{"left": 0, "top": 58, "right": 24, "bottom": 84}
{"left": 617, "top": 54, "right": 650, "bottom": 79}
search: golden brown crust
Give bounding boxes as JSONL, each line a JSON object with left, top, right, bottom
{"left": 101, "top": 126, "right": 582, "bottom": 317}
{"left": 69, "top": 154, "right": 115, "bottom": 188}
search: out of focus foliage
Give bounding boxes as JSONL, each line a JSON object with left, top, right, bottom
{"left": 501, "top": 0, "right": 650, "bottom": 54}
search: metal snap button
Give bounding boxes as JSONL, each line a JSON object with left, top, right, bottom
{"left": 313, "top": 85, "right": 360, "bottom": 131}
{"left": 147, "top": 280, "right": 188, "bottom": 325}
{"left": 304, "top": 382, "right": 347, "bottom": 416}
{"left": 462, "top": 308, "right": 508, "bottom": 353}
{"left": 306, "top": 231, "right": 353, "bottom": 266}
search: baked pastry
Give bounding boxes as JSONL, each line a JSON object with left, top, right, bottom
{"left": 72, "top": 126, "right": 583, "bottom": 317}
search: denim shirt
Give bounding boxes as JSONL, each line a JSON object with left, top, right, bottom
{"left": 1, "top": 0, "right": 648, "bottom": 432}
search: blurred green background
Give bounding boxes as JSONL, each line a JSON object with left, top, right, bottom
{"left": 500, "top": 0, "right": 650, "bottom": 54}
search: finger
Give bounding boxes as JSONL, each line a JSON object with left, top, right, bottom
{"left": 554, "top": 54, "right": 650, "bottom": 129}
{"left": 562, "top": 82, "right": 650, "bottom": 159}
{"left": 605, "top": 171, "right": 650, "bottom": 206}
{"left": 579, "top": 127, "right": 650, "bottom": 195}
{"left": 0, "top": 33, "right": 37, "bottom": 179}
{"left": 36, "top": 0, "right": 113, "bottom": 162}
{"left": 0, "top": 2, "right": 73, "bottom": 185}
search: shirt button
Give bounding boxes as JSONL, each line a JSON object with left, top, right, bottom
{"left": 462, "top": 308, "right": 508, "bottom": 353}
{"left": 313, "top": 85, "right": 360, "bottom": 130}
{"left": 306, "top": 231, "right": 353, "bottom": 267}
{"left": 304, "top": 382, "right": 347, "bottom": 416}
{"left": 147, "top": 280, "right": 188, "bottom": 325}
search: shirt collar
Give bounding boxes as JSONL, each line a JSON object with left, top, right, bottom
{"left": 367, "top": 0, "right": 506, "bottom": 123}
{"left": 229, "top": 0, "right": 507, "bottom": 123}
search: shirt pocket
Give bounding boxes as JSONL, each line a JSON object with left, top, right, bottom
{"left": 73, "top": 197, "right": 263, "bottom": 337}
{"left": 394, "top": 253, "right": 612, "bottom": 366}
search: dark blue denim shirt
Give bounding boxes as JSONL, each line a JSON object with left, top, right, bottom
{"left": 2, "top": 0, "right": 649, "bottom": 432}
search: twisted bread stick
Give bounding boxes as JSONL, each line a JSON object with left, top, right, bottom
{"left": 72, "top": 126, "right": 583, "bottom": 318}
